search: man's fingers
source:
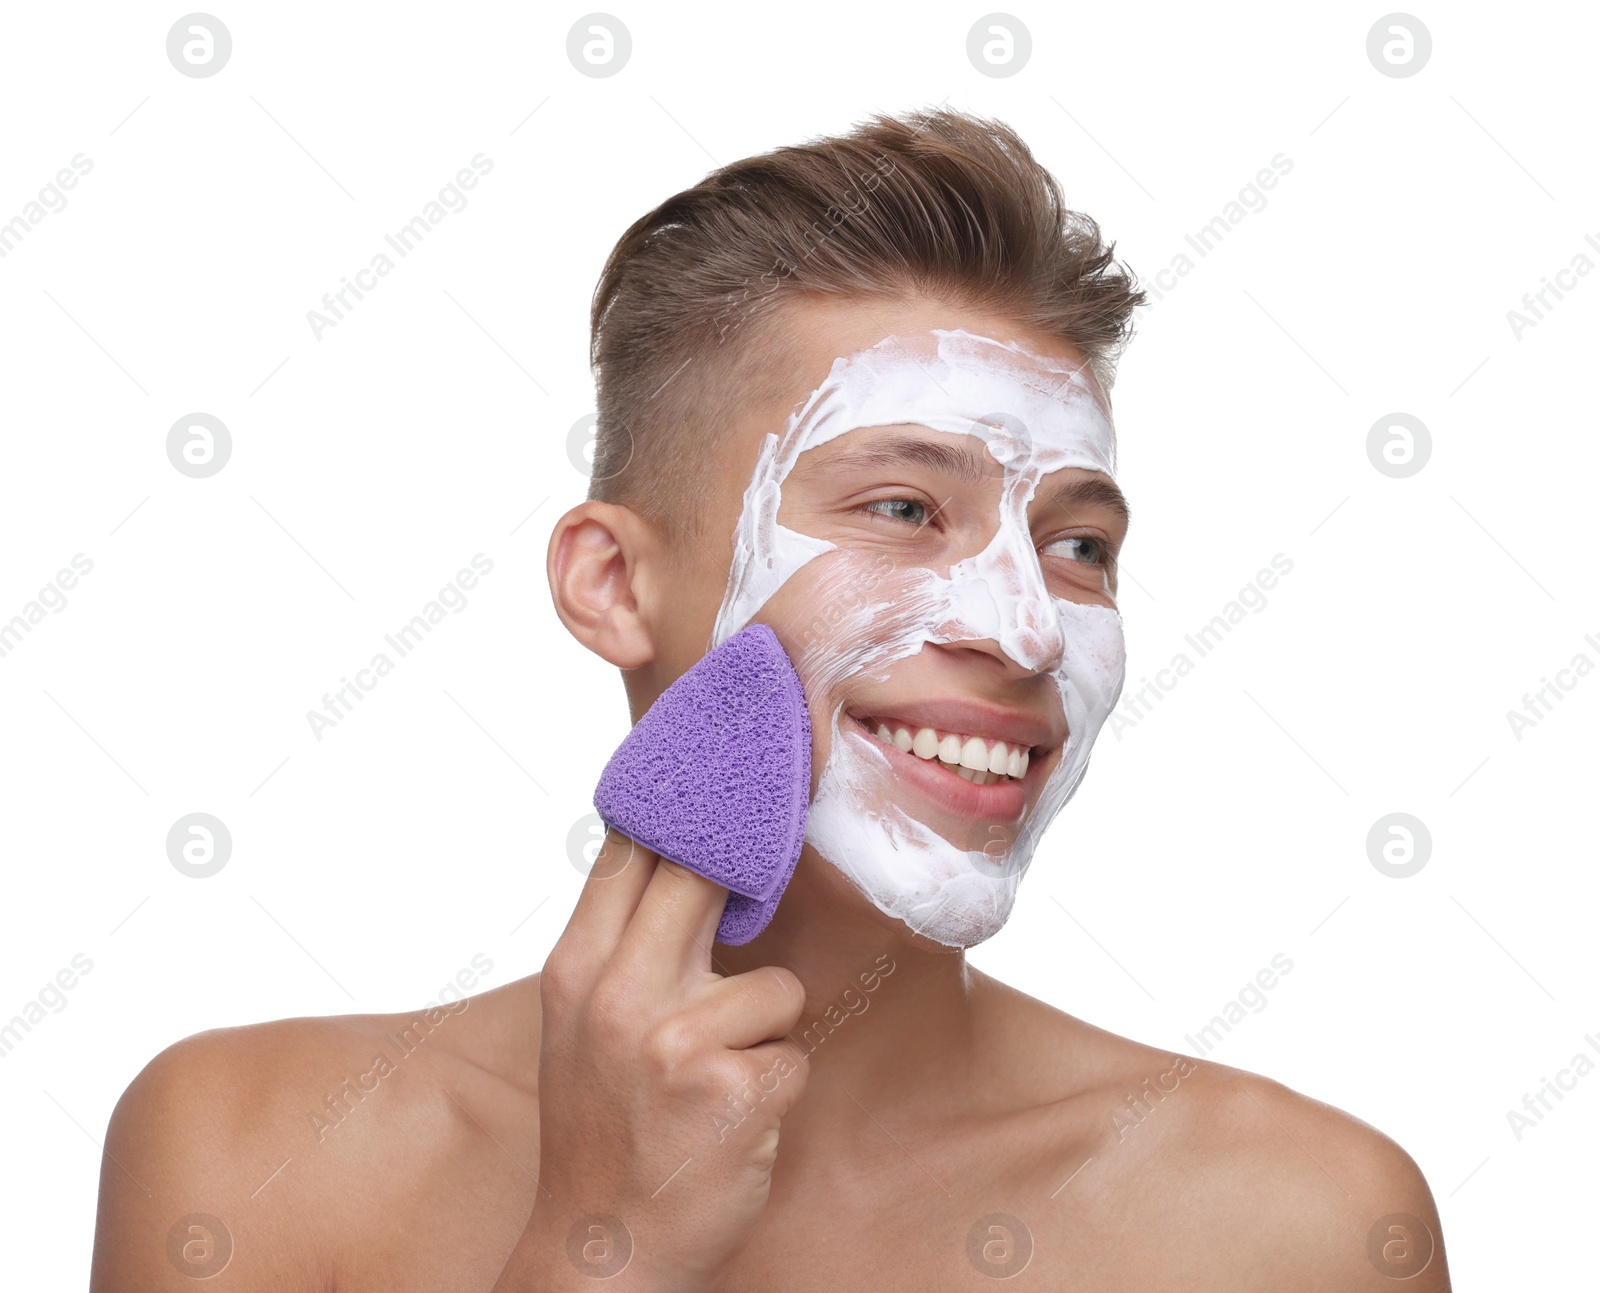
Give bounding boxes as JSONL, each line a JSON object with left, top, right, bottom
{"left": 693, "top": 965, "right": 808, "bottom": 1051}
{"left": 616, "top": 856, "right": 731, "bottom": 976}
{"left": 560, "top": 827, "right": 657, "bottom": 959}
{"left": 727, "top": 1037, "right": 812, "bottom": 1126}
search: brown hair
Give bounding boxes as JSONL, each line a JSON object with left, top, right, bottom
{"left": 587, "top": 105, "right": 1144, "bottom": 539}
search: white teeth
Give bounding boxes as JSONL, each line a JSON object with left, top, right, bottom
{"left": 863, "top": 717, "right": 1034, "bottom": 783}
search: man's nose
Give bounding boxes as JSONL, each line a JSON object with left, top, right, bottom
{"left": 958, "top": 534, "right": 1066, "bottom": 676}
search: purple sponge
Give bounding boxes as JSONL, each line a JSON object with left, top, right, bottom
{"left": 593, "top": 622, "right": 811, "bottom": 945}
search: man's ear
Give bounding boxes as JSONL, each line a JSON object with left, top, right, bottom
{"left": 547, "top": 501, "right": 662, "bottom": 669}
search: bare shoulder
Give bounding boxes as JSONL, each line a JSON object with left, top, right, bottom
{"left": 91, "top": 1012, "right": 390, "bottom": 1288}
{"left": 968, "top": 976, "right": 1450, "bottom": 1290}
{"left": 1151, "top": 1059, "right": 1451, "bottom": 1289}
{"left": 1066, "top": 1050, "right": 1451, "bottom": 1290}
{"left": 91, "top": 976, "right": 543, "bottom": 1291}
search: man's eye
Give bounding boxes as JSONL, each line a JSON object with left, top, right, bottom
{"left": 1042, "top": 535, "right": 1105, "bottom": 565}
{"left": 863, "top": 498, "right": 929, "bottom": 527}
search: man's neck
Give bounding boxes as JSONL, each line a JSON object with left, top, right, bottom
{"left": 713, "top": 853, "right": 984, "bottom": 1139}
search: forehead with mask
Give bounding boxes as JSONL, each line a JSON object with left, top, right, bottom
{"left": 711, "top": 329, "right": 1127, "bottom": 948}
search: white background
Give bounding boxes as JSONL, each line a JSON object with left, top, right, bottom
{"left": 2, "top": 1, "right": 1594, "bottom": 1285}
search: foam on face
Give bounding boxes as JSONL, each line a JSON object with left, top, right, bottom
{"left": 711, "top": 329, "right": 1126, "bottom": 947}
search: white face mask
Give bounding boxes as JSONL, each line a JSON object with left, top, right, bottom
{"left": 711, "top": 329, "right": 1126, "bottom": 947}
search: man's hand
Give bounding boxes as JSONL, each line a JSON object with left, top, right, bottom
{"left": 494, "top": 829, "right": 811, "bottom": 1292}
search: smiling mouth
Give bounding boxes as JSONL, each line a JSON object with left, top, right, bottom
{"left": 853, "top": 714, "right": 1037, "bottom": 786}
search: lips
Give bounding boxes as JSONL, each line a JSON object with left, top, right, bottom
{"left": 843, "top": 710, "right": 1050, "bottom": 825}
{"left": 850, "top": 693, "right": 1054, "bottom": 740}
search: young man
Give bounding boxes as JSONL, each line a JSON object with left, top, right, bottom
{"left": 92, "top": 109, "right": 1451, "bottom": 1290}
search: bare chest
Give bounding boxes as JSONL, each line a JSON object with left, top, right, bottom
{"left": 701, "top": 1101, "right": 1278, "bottom": 1293}
{"left": 322, "top": 1082, "right": 1229, "bottom": 1292}
{"left": 701, "top": 1121, "right": 1163, "bottom": 1292}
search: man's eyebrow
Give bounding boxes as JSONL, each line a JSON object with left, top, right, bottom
{"left": 814, "top": 433, "right": 993, "bottom": 487}
{"left": 1034, "top": 475, "right": 1130, "bottom": 529}
{"left": 813, "top": 431, "right": 1131, "bottom": 528}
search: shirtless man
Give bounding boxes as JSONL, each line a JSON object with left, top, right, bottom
{"left": 91, "top": 108, "right": 1451, "bottom": 1290}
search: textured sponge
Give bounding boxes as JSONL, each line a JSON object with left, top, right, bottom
{"left": 593, "top": 622, "right": 811, "bottom": 945}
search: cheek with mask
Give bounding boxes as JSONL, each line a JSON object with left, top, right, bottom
{"left": 711, "top": 329, "right": 1127, "bottom": 949}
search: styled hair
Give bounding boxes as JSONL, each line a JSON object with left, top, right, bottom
{"left": 587, "top": 106, "right": 1145, "bottom": 538}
